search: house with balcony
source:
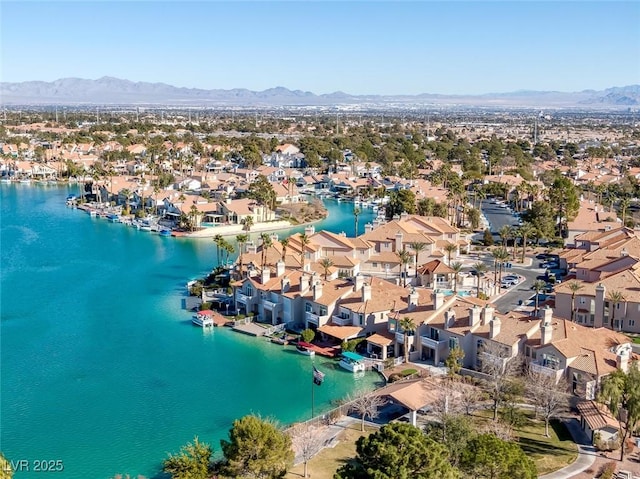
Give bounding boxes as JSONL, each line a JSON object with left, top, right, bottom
{"left": 416, "top": 259, "right": 455, "bottom": 289}
{"left": 524, "top": 306, "right": 634, "bottom": 399}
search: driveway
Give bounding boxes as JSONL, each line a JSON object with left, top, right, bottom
{"left": 539, "top": 418, "right": 597, "bottom": 479}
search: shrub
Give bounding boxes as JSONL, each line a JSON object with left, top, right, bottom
{"left": 401, "top": 369, "right": 418, "bottom": 377}
{"left": 300, "top": 328, "right": 315, "bottom": 343}
{"left": 598, "top": 461, "right": 616, "bottom": 479}
{"left": 388, "top": 374, "right": 402, "bottom": 383}
{"left": 200, "top": 302, "right": 212, "bottom": 310}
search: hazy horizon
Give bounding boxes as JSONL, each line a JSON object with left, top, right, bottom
{"left": 2, "top": 1, "right": 639, "bottom": 96}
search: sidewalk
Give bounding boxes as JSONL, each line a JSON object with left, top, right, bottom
{"left": 539, "top": 418, "right": 597, "bottom": 479}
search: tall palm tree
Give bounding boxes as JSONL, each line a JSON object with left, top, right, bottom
{"left": 499, "top": 225, "right": 511, "bottom": 249}
{"left": 299, "top": 233, "right": 310, "bottom": 271}
{"left": 396, "top": 249, "right": 412, "bottom": 287}
{"left": 409, "top": 242, "right": 427, "bottom": 278}
{"left": 189, "top": 204, "right": 199, "bottom": 232}
{"left": 213, "top": 234, "right": 224, "bottom": 268}
{"left": 319, "top": 257, "right": 334, "bottom": 280}
{"left": 353, "top": 207, "right": 361, "bottom": 237}
{"left": 473, "top": 262, "right": 488, "bottom": 298}
{"left": 221, "top": 239, "right": 234, "bottom": 266}
{"left": 492, "top": 247, "right": 510, "bottom": 292}
{"left": 260, "top": 233, "right": 272, "bottom": 270}
{"left": 608, "top": 290, "right": 626, "bottom": 331}
{"left": 619, "top": 197, "right": 631, "bottom": 226}
{"left": 444, "top": 242, "right": 457, "bottom": 265}
{"left": 450, "top": 261, "right": 463, "bottom": 293}
{"left": 519, "top": 223, "right": 536, "bottom": 263}
{"left": 398, "top": 317, "right": 417, "bottom": 364}
{"left": 235, "top": 233, "right": 248, "bottom": 279}
{"left": 242, "top": 215, "right": 254, "bottom": 241}
{"left": 532, "top": 279, "right": 547, "bottom": 318}
{"left": 568, "top": 281, "right": 583, "bottom": 322}
{"left": 280, "top": 237, "right": 289, "bottom": 262}
{"left": 510, "top": 226, "right": 520, "bottom": 261}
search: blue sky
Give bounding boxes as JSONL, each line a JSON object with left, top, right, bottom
{"left": 1, "top": 1, "right": 639, "bottom": 95}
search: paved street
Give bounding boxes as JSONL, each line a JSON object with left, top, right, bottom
{"left": 493, "top": 260, "right": 545, "bottom": 314}
{"left": 480, "top": 198, "right": 521, "bottom": 234}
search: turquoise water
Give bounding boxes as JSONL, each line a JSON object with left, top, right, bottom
{"left": 0, "top": 185, "right": 379, "bottom": 479}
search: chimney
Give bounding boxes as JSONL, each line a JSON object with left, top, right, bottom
{"left": 616, "top": 347, "right": 630, "bottom": 372}
{"left": 281, "top": 277, "right": 290, "bottom": 293}
{"left": 594, "top": 283, "right": 606, "bottom": 328}
{"left": 432, "top": 290, "right": 445, "bottom": 311}
{"left": 469, "top": 305, "right": 481, "bottom": 327}
{"left": 489, "top": 317, "right": 501, "bottom": 339}
{"left": 395, "top": 231, "right": 403, "bottom": 252}
{"left": 276, "top": 260, "right": 285, "bottom": 278}
{"left": 300, "top": 274, "right": 310, "bottom": 293}
{"left": 362, "top": 282, "right": 372, "bottom": 302}
{"left": 354, "top": 273, "right": 364, "bottom": 292}
{"left": 541, "top": 308, "right": 553, "bottom": 345}
{"left": 313, "top": 281, "right": 323, "bottom": 300}
{"left": 400, "top": 211, "right": 408, "bottom": 220}
{"left": 408, "top": 288, "right": 420, "bottom": 311}
{"left": 304, "top": 225, "right": 315, "bottom": 236}
{"left": 482, "top": 305, "right": 494, "bottom": 325}
{"left": 444, "top": 308, "right": 456, "bottom": 329}
{"left": 261, "top": 267, "right": 270, "bottom": 284}
{"left": 364, "top": 223, "right": 374, "bottom": 234}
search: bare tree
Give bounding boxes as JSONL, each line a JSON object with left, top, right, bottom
{"left": 346, "top": 389, "right": 387, "bottom": 432}
{"left": 478, "top": 341, "right": 522, "bottom": 421}
{"left": 526, "top": 368, "right": 570, "bottom": 437}
{"left": 458, "top": 380, "right": 484, "bottom": 416}
{"left": 289, "top": 422, "right": 324, "bottom": 478}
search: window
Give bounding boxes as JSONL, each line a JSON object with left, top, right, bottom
{"left": 541, "top": 354, "right": 560, "bottom": 370}
{"left": 449, "top": 337, "right": 459, "bottom": 350}
{"left": 246, "top": 286, "right": 253, "bottom": 297}
{"left": 628, "top": 320, "right": 635, "bottom": 327}
{"left": 320, "top": 307, "right": 327, "bottom": 316}
{"left": 359, "top": 314, "right": 364, "bottom": 326}
{"left": 430, "top": 328, "right": 440, "bottom": 341}
{"left": 305, "top": 303, "right": 312, "bottom": 313}
{"left": 373, "top": 262, "right": 378, "bottom": 268}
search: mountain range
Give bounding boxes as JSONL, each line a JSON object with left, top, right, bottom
{"left": 1, "top": 76, "right": 639, "bottom": 109}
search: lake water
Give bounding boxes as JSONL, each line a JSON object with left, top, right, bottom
{"left": 0, "top": 184, "right": 379, "bottom": 478}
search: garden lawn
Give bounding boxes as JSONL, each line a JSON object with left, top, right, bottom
{"left": 285, "top": 425, "right": 375, "bottom": 479}
{"left": 473, "top": 409, "right": 578, "bottom": 475}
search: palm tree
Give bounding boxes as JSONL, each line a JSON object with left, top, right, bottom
{"left": 299, "top": 233, "right": 310, "bottom": 271}
{"left": 409, "top": 241, "right": 426, "bottom": 278}
{"left": 444, "top": 242, "right": 457, "bottom": 265}
{"left": 280, "top": 237, "right": 289, "bottom": 262}
{"left": 510, "top": 226, "right": 520, "bottom": 261}
{"left": 491, "top": 247, "right": 510, "bottom": 292}
{"left": 235, "top": 233, "right": 248, "bottom": 279}
{"left": 242, "top": 215, "right": 254, "bottom": 241}
{"left": 353, "top": 207, "right": 361, "bottom": 237}
{"left": 120, "top": 188, "right": 131, "bottom": 215}
{"left": 221, "top": 239, "right": 234, "bottom": 266}
{"left": 568, "top": 281, "right": 583, "bottom": 322}
{"left": 396, "top": 249, "right": 412, "bottom": 287}
{"left": 213, "top": 234, "right": 224, "bottom": 268}
{"left": 519, "top": 223, "right": 536, "bottom": 263}
{"left": 499, "top": 225, "right": 511, "bottom": 249}
{"left": 398, "top": 317, "right": 416, "bottom": 364}
{"left": 473, "top": 262, "right": 488, "bottom": 298}
{"left": 319, "top": 257, "right": 334, "bottom": 280}
{"left": 532, "top": 280, "right": 547, "bottom": 318}
{"left": 450, "top": 261, "right": 463, "bottom": 293}
{"left": 260, "top": 233, "right": 273, "bottom": 270}
{"left": 189, "top": 204, "right": 199, "bottom": 232}
{"left": 619, "top": 197, "right": 631, "bottom": 226}
{"left": 608, "top": 290, "right": 626, "bottom": 330}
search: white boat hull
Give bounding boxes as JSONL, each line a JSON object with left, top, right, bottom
{"left": 339, "top": 358, "right": 366, "bottom": 373}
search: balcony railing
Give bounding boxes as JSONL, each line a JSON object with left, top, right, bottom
{"left": 236, "top": 293, "right": 251, "bottom": 303}
{"left": 530, "top": 362, "right": 563, "bottom": 382}
{"left": 395, "top": 331, "right": 415, "bottom": 344}
{"left": 263, "top": 299, "right": 279, "bottom": 310}
{"left": 332, "top": 315, "right": 352, "bottom": 326}
{"left": 420, "top": 336, "right": 446, "bottom": 349}
{"left": 306, "top": 311, "right": 329, "bottom": 325}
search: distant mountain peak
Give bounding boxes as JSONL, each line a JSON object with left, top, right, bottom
{"left": 0, "top": 76, "right": 638, "bottom": 109}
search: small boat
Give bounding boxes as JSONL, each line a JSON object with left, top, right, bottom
{"left": 338, "top": 352, "right": 366, "bottom": 372}
{"left": 295, "top": 341, "right": 315, "bottom": 357}
{"left": 159, "top": 229, "right": 172, "bottom": 237}
{"left": 1, "top": 178, "right": 11, "bottom": 184}
{"left": 192, "top": 310, "right": 215, "bottom": 328}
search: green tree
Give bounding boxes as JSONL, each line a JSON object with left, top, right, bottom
{"left": 472, "top": 262, "right": 488, "bottom": 298}
{"left": 247, "top": 175, "right": 276, "bottom": 220}
{"left": 532, "top": 280, "right": 547, "bottom": 318}
{"left": 460, "top": 434, "right": 537, "bottom": 479}
{"left": 353, "top": 207, "right": 361, "bottom": 236}
{"left": 299, "top": 233, "right": 310, "bottom": 271}
{"left": 567, "top": 281, "right": 583, "bottom": 322}
{"left": 445, "top": 346, "right": 465, "bottom": 377}
{"left": 300, "top": 328, "right": 315, "bottom": 343}
{"left": 162, "top": 436, "right": 212, "bottom": 479}
{"left": 450, "top": 261, "right": 463, "bottom": 293}
{"left": 335, "top": 423, "right": 460, "bottom": 479}
{"left": 409, "top": 241, "right": 427, "bottom": 277}
{"left": 518, "top": 222, "right": 536, "bottom": 263}
{"left": 598, "top": 363, "right": 640, "bottom": 461}
{"left": 399, "top": 317, "right": 416, "bottom": 363}
{"left": 220, "top": 415, "right": 293, "bottom": 479}
{"left": 468, "top": 207, "right": 481, "bottom": 230}
{"left": 548, "top": 175, "right": 579, "bottom": 238}
{"left": 236, "top": 233, "right": 249, "bottom": 279}
{"left": 213, "top": 234, "right": 224, "bottom": 268}
{"left": 483, "top": 229, "right": 494, "bottom": 247}
{"left": 396, "top": 249, "right": 412, "bottom": 287}
{"left": 260, "top": 233, "right": 273, "bottom": 270}
{"left": 425, "top": 414, "right": 474, "bottom": 468}
{"left": 319, "top": 257, "right": 334, "bottom": 280}
{"left": 386, "top": 189, "right": 416, "bottom": 219}
{"left": 444, "top": 242, "right": 457, "bottom": 265}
